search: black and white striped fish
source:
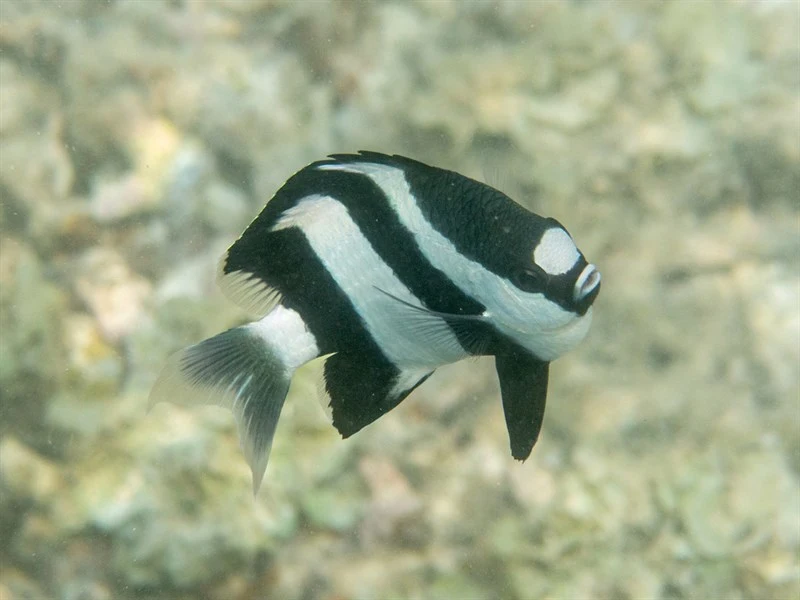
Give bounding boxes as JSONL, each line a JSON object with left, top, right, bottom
{"left": 150, "top": 152, "right": 601, "bottom": 492}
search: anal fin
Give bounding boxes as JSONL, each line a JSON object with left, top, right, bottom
{"left": 495, "top": 350, "right": 550, "bottom": 461}
{"left": 323, "top": 352, "right": 432, "bottom": 438}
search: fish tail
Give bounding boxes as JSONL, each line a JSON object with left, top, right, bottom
{"left": 149, "top": 306, "right": 319, "bottom": 494}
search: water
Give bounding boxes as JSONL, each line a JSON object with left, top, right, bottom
{"left": 1, "top": 1, "right": 798, "bottom": 599}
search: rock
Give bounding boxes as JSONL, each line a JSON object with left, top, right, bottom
{"left": 45, "top": 406, "right": 290, "bottom": 590}
{"left": 89, "top": 173, "right": 154, "bottom": 224}
{"left": 63, "top": 313, "right": 124, "bottom": 396}
{"left": 0, "top": 569, "right": 49, "bottom": 600}
{"left": 525, "top": 68, "right": 620, "bottom": 131}
{"left": 89, "top": 118, "right": 183, "bottom": 224}
{"left": 0, "top": 237, "right": 67, "bottom": 447}
{"left": 427, "top": 574, "right": 491, "bottom": 600}
{"left": 73, "top": 247, "right": 152, "bottom": 342}
{"left": 0, "top": 437, "right": 62, "bottom": 504}
{"left": 358, "top": 456, "right": 426, "bottom": 548}
{"left": 45, "top": 313, "right": 125, "bottom": 438}
{"left": 300, "top": 475, "right": 364, "bottom": 533}
{"left": 658, "top": 1, "right": 758, "bottom": 114}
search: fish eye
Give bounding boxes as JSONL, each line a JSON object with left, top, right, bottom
{"left": 513, "top": 266, "right": 547, "bottom": 293}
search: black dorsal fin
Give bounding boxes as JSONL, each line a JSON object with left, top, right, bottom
{"left": 323, "top": 352, "right": 432, "bottom": 438}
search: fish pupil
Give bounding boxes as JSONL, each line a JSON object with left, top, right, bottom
{"left": 513, "top": 267, "right": 547, "bottom": 293}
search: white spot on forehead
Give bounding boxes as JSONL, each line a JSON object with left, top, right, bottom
{"left": 533, "top": 228, "right": 580, "bottom": 275}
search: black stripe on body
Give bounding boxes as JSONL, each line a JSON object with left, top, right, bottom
{"left": 224, "top": 209, "right": 440, "bottom": 437}
{"left": 225, "top": 225, "right": 427, "bottom": 435}
{"left": 327, "top": 153, "right": 586, "bottom": 314}
{"left": 224, "top": 226, "right": 372, "bottom": 356}
{"left": 333, "top": 153, "right": 548, "bottom": 283}
{"left": 224, "top": 159, "right": 498, "bottom": 356}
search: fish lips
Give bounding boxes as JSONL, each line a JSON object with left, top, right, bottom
{"left": 573, "top": 263, "right": 601, "bottom": 315}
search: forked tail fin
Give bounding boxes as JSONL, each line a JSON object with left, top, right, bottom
{"left": 150, "top": 306, "right": 320, "bottom": 494}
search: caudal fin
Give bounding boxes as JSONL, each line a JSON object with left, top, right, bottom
{"left": 149, "top": 325, "right": 292, "bottom": 494}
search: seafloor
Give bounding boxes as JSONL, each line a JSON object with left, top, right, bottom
{"left": 1, "top": 1, "right": 798, "bottom": 599}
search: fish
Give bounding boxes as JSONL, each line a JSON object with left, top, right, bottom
{"left": 150, "top": 152, "right": 601, "bottom": 493}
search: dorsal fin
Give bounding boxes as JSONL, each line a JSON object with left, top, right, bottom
{"left": 216, "top": 252, "right": 283, "bottom": 318}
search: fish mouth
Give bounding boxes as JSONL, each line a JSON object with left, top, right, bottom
{"left": 573, "top": 263, "right": 601, "bottom": 304}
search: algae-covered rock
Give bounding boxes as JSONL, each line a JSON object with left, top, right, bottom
{"left": 658, "top": 1, "right": 760, "bottom": 114}
{"left": 0, "top": 237, "right": 67, "bottom": 447}
{"left": 525, "top": 68, "right": 620, "bottom": 132}
{"left": 48, "top": 404, "right": 294, "bottom": 590}
{"left": 0, "top": 59, "right": 73, "bottom": 213}
{"left": 427, "top": 574, "right": 492, "bottom": 600}
{"left": 300, "top": 474, "right": 364, "bottom": 533}
{"left": 73, "top": 247, "right": 152, "bottom": 342}
{"left": 45, "top": 313, "right": 125, "bottom": 439}
{"left": 0, "top": 436, "right": 62, "bottom": 506}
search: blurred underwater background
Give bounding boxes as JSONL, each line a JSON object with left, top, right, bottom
{"left": 0, "top": 1, "right": 798, "bottom": 598}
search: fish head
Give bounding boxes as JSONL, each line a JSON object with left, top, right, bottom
{"left": 494, "top": 219, "right": 600, "bottom": 361}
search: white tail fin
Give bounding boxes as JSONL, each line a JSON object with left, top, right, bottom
{"left": 150, "top": 306, "right": 320, "bottom": 494}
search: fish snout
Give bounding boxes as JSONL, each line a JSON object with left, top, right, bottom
{"left": 573, "top": 263, "right": 601, "bottom": 310}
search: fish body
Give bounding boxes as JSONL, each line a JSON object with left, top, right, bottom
{"left": 150, "top": 152, "right": 601, "bottom": 492}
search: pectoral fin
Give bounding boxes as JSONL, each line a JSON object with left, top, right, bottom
{"left": 495, "top": 351, "right": 550, "bottom": 461}
{"left": 373, "top": 286, "right": 493, "bottom": 356}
